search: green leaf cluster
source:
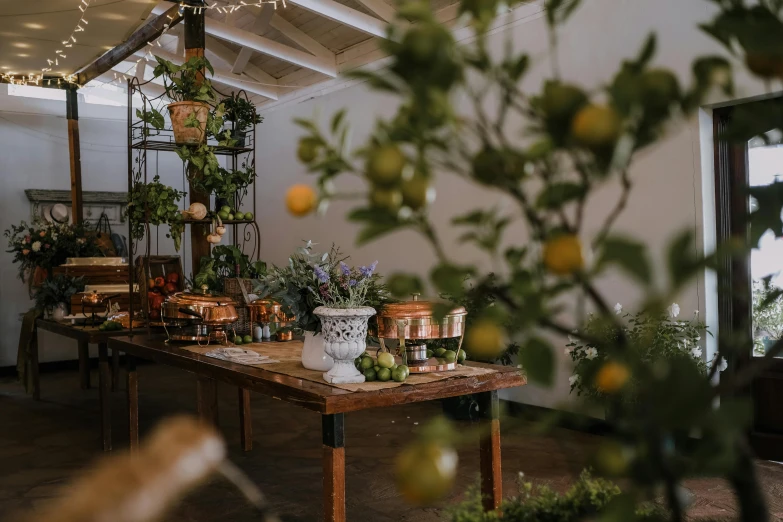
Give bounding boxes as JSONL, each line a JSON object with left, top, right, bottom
{"left": 126, "top": 174, "right": 187, "bottom": 251}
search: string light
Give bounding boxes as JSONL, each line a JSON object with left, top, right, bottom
{"left": 1, "top": 0, "right": 93, "bottom": 87}
{"left": 177, "top": 0, "right": 287, "bottom": 15}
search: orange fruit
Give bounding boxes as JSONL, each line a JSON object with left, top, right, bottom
{"left": 285, "top": 184, "right": 317, "bottom": 217}
{"left": 595, "top": 361, "right": 631, "bottom": 393}
{"left": 543, "top": 234, "right": 584, "bottom": 275}
{"left": 571, "top": 104, "right": 622, "bottom": 148}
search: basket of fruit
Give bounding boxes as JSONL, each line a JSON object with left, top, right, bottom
{"left": 135, "top": 256, "right": 183, "bottom": 321}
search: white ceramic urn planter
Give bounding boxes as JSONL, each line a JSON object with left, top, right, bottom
{"left": 314, "top": 306, "right": 376, "bottom": 384}
{"left": 301, "top": 331, "right": 333, "bottom": 372}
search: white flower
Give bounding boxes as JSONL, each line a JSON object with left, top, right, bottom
{"left": 565, "top": 346, "right": 574, "bottom": 355}
{"left": 668, "top": 303, "right": 680, "bottom": 318}
{"left": 710, "top": 354, "right": 728, "bottom": 372}
{"left": 569, "top": 374, "right": 581, "bottom": 386}
{"left": 31, "top": 241, "right": 41, "bottom": 252}
{"left": 614, "top": 303, "right": 623, "bottom": 315}
{"left": 584, "top": 347, "right": 598, "bottom": 360}
{"left": 51, "top": 233, "right": 58, "bottom": 241}
{"left": 691, "top": 347, "right": 703, "bottom": 358}
{"left": 680, "top": 339, "right": 689, "bottom": 349}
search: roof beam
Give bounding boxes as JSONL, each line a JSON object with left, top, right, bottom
{"left": 270, "top": 14, "right": 333, "bottom": 61}
{"left": 286, "top": 0, "right": 388, "bottom": 38}
{"left": 353, "top": 0, "right": 397, "bottom": 23}
{"left": 76, "top": 4, "right": 182, "bottom": 85}
{"left": 232, "top": 5, "right": 275, "bottom": 75}
{"left": 138, "top": 48, "right": 278, "bottom": 100}
{"left": 204, "top": 17, "right": 337, "bottom": 76}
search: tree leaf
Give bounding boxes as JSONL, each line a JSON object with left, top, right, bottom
{"left": 596, "top": 236, "right": 652, "bottom": 285}
{"left": 518, "top": 337, "right": 554, "bottom": 386}
{"left": 535, "top": 182, "right": 585, "bottom": 209}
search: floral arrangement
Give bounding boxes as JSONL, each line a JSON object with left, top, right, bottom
{"left": 4, "top": 220, "right": 100, "bottom": 282}
{"left": 313, "top": 260, "right": 379, "bottom": 309}
{"left": 33, "top": 275, "right": 85, "bottom": 315}
{"left": 566, "top": 303, "right": 709, "bottom": 402}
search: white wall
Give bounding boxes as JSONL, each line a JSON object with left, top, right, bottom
{"left": 253, "top": 0, "right": 771, "bottom": 410}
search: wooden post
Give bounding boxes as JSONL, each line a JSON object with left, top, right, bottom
{"left": 322, "top": 413, "right": 346, "bottom": 522}
{"left": 184, "top": 3, "right": 211, "bottom": 272}
{"left": 238, "top": 387, "right": 253, "bottom": 451}
{"left": 66, "top": 88, "right": 83, "bottom": 225}
{"left": 478, "top": 391, "right": 503, "bottom": 512}
{"left": 127, "top": 354, "right": 139, "bottom": 452}
{"left": 98, "top": 343, "right": 112, "bottom": 452}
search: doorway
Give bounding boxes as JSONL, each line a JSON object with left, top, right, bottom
{"left": 714, "top": 102, "right": 783, "bottom": 461}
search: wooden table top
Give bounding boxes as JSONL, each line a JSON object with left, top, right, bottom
{"left": 109, "top": 334, "right": 526, "bottom": 415}
{"left": 36, "top": 318, "right": 133, "bottom": 344}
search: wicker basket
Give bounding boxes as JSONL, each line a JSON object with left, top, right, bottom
{"left": 223, "top": 278, "right": 254, "bottom": 335}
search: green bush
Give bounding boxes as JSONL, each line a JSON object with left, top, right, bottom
{"left": 449, "top": 470, "right": 665, "bottom": 522}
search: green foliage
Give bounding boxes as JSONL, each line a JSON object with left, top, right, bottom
{"left": 448, "top": 470, "right": 664, "bottom": 522}
{"left": 152, "top": 55, "right": 216, "bottom": 103}
{"left": 126, "top": 173, "right": 186, "bottom": 251}
{"left": 220, "top": 94, "right": 263, "bottom": 133}
{"left": 33, "top": 275, "right": 85, "bottom": 314}
{"left": 752, "top": 279, "right": 783, "bottom": 340}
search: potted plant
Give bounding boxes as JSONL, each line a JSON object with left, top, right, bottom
{"left": 152, "top": 55, "right": 216, "bottom": 144}
{"left": 220, "top": 94, "right": 263, "bottom": 147}
{"left": 34, "top": 275, "right": 85, "bottom": 320}
{"left": 126, "top": 173, "right": 187, "bottom": 251}
{"left": 193, "top": 162, "right": 257, "bottom": 211}
{"left": 752, "top": 280, "right": 783, "bottom": 354}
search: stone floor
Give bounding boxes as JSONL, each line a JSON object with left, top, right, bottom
{"left": 1, "top": 363, "right": 783, "bottom": 521}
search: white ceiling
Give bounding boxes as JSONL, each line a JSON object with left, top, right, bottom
{"left": 0, "top": 0, "right": 157, "bottom": 77}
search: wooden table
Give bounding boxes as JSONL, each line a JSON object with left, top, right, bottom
{"left": 34, "top": 319, "right": 132, "bottom": 451}
{"left": 109, "top": 333, "right": 526, "bottom": 521}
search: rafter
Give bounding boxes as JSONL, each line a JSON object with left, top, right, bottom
{"left": 270, "top": 14, "right": 333, "bottom": 60}
{"left": 232, "top": 4, "right": 275, "bottom": 75}
{"left": 205, "top": 36, "right": 279, "bottom": 97}
{"left": 286, "top": 0, "right": 388, "bottom": 38}
{"left": 353, "top": 0, "right": 397, "bottom": 23}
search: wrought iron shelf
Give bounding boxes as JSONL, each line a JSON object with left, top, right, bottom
{"left": 181, "top": 218, "right": 255, "bottom": 224}
{"left": 130, "top": 139, "right": 253, "bottom": 155}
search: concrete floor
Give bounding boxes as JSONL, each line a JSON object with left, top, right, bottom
{"left": 1, "top": 363, "right": 783, "bottom": 521}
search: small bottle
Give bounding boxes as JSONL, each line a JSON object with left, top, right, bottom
{"left": 253, "top": 325, "right": 263, "bottom": 342}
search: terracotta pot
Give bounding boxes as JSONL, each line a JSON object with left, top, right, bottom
{"left": 168, "top": 101, "right": 209, "bottom": 144}
{"left": 31, "top": 267, "right": 48, "bottom": 288}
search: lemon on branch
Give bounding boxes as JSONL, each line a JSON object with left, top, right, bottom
{"left": 366, "top": 145, "right": 406, "bottom": 187}
{"left": 401, "top": 174, "right": 435, "bottom": 210}
{"left": 370, "top": 187, "right": 403, "bottom": 214}
{"left": 285, "top": 184, "right": 317, "bottom": 217}
{"left": 395, "top": 441, "right": 458, "bottom": 505}
{"left": 595, "top": 360, "right": 631, "bottom": 394}
{"left": 571, "top": 104, "right": 622, "bottom": 149}
{"left": 465, "top": 320, "right": 505, "bottom": 361}
{"left": 543, "top": 234, "right": 584, "bottom": 275}
{"left": 297, "top": 138, "right": 320, "bottom": 164}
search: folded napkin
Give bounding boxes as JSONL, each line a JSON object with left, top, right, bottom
{"left": 204, "top": 347, "right": 279, "bottom": 366}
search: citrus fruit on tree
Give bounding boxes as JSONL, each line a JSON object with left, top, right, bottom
{"left": 395, "top": 441, "right": 458, "bottom": 505}
{"left": 594, "top": 441, "right": 630, "bottom": 477}
{"left": 571, "top": 104, "right": 622, "bottom": 148}
{"left": 543, "top": 234, "right": 584, "bottom": 275}
{"left": 285, "top": 184, "right": 317, "bottom": 217}
{"left": 297, "top": 137, "right": 320, "bottom": 163}
{"left": 377, "top": 352, "right": 395, "bottom": 369}
{"left": 366, "top": 145, "right": 406, "bottom": 187}
{"left": 377, "top": 367, "right": 392, "bottom": 382}
{"left": 369, "top": 187, "right": 402, "bottom": 214}
{"left": 595, "top": 360, "right": 631, "bottom": 394}
{"left": 641, "top": 69, "right": 681, "bottom": 110}
{"left": 465, "top": 320, "right": 505, "bottom": 361}
{"left": 401, "top": 174, "right": 435, "bottom": 210}
{"left": 540, "top": 81, "right": 588, "bottom": 124}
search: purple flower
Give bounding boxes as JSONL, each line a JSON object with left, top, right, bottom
{"left": 349, "top": 279, "right": 357, "bottom": 287}
{"left": 313, "top": 265, "right": 330, "bottom": 283}
{"left": 339, "top": 261, "right": 351, "bottom": 276}
{"left": 359, "top": 260, "right": 378, "bottom": 278}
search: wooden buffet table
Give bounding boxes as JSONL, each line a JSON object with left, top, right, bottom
{"left": 33, "top": 319, "right": 132, "bottom": 451}
{"left": 108, "top": 334, "right": 526, "bottom": 521}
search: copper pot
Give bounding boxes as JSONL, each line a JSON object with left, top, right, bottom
{"left": 374, "top": 294, "right": 467, "bottom": 340}
{"left": 81, "top": 291, "right": 120, "bottom": 306}
{"left": 248, "top": 299, "right": 295, "bottom": 324}
{"left": 161, "top": 287, "right": 238, "bottom": 326}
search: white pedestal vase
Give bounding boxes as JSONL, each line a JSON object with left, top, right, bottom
{"left": 314, "top": 306, "right": 376, "bottom": 384}
{"left": 51, "top": 302, "right": 68, "bottom": 321}
{"left": 301, "top": 331, "right": 333, "bottom": 372}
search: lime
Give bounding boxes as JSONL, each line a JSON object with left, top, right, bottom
{"left": 457, "top": 349, "right": 467, "bottom": 363}
{"left": 377, "top": 352, "right": 395, "bottom": 369}
{"left": 98, "top": 323, "right": 106, "bottom": 331}
{"left": 392, "top": 365, "right": 409, "bottom": 382}
{"left": 234, "top": 336, "right": 243, "bottom": 345}
{"left": 221, "top": 205, "right": 232, "bottom": 214}
{"left": 244, "top": 212, "right": 254, "bottom": 220}
{"left": 395, "top": 441, "right": 458, "bottom": 505}
{"left": 366, "top": 144, "right": 406, "bottom": 187}
{"left": 363, "top": 368, "right": 377, "bottom": 382}
{"left": 443, "top": 350, "right": 457, "bottom": 363}
{"left": 401, "top": 174, "right": 435, "bottom": 210}
{"left": 243, "top": 334, "right": 253, "bottom": 344}
{"left": 218, "top": 210, "right": 230, "bottom": 220}
{"left": 359, "top": 356, "right": 375, "bottom": 371}
{"left": 235, "top": 212, "right": 245, "bottom": 221}
{"left": 297, "top": 137, "right": 320, "bottom": 163}
{"left": 228, "top": 213, "right": 234, "bottom": 221}
{"left": 377, "top": 367, "right": 392, "bottom": 382}
{"left": 391, "top": 363, "right": 399, "bottom": 370}
{"left": 434, "top": 348, "right": 447, "bottom": 357}
{"left": 426, "top": 349, "right": 433, "bottom": 358}
{"left": 374, "top": 365, "right": 381, "bottom": 373}
{"left": 369, "top": 187, "right": 402, "bottom": 214}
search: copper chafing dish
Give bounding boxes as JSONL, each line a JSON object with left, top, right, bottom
{"left": 80, "top": 290, "right": 120, "bottom": 325}
{"left": 375, "top": 294, "right": 467, "bottom": 373}
{"left": 248, "top": 298, "right": 296, "bottom": 341}
{"left": 161, "top": 286, "right": 238, "bottom": 343}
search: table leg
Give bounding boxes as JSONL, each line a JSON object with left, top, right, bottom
{"left": 197, "top": 376, "right": 219, "bottom": 425}
{"left": 111, "top": 347, "right": 120, "bottom": 392}
{"left": 478, "top": 390, "right": 502, "bottom": 511}
{"left": 98, "top": 343, "right": 112, "bottom": 452}
{"left": 78, "top": 339, "right": 90, "bottom": 389}
{"left": 322, "top": 413, "right": 345, "bottom": 522}
{"left": 238, "top": 387, "right": 252, "bottom": 451}
{"left": 127, "top": 354, "right": 139, "bottom": 452}
{"left": 29, "top": 328, "right": 40, "bottom": 401}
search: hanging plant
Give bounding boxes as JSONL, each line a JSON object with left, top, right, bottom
{"left": 126, "top": 174, "right": 187, "bottom": 251}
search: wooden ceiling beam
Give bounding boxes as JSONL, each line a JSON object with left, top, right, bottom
{"left": 286, "top": 0, "right": 388, "bottom": 38}
{"left": 353, "top": 0, "right": 397, "bottom": 23}
{"left": 232, "top": 4, "right": 275, "bottom": 75}
{"left": 270, "top": 14, "right": 333, "bottom": 61}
